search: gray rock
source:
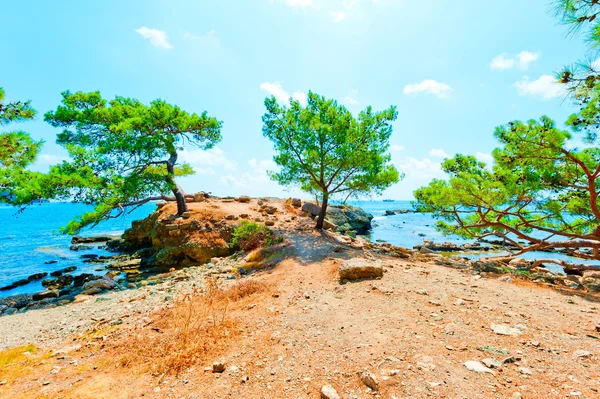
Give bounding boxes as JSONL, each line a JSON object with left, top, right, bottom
{"left": 491, "top": 323, "right": 522, "bottom": 336}
{"left": 291, "top": 198, "right": 302, "bottom": 208}
{"left": 339, "top": 258, "right": 383, "bottom": 281}
{"left": 481, "top": 358, "right": 502, "bottom": 369}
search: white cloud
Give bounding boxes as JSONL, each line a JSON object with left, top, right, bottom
{"left": 183, "top": 30, "right": 220, "bottom": 47}
{"left": 516, "top": 51, "right": 539, "bottom": 69}
{"left": 220, "top": 158, "right": 278, "bottom": 188}
{"left": 331, "top": 11, "right": 345, "bottom": 22}
{"left": 135, "top": 26, "right": 172, "bottom": 49}
{"left": 272, "top": 0, "right": 313, "bottom": 7}
{"left": 403, "top": 80, "right": 452, "bottom": 99}
{"left": 260, "top": 82, "right": 307, "bottom": 106}
{"left": 428, "top": 148, "right": 449, "bottom": 158}
{"left": 475, "top": 152, "right": 493, "bottom": 164}
{"left": 514, "top": 74, "right": 565, "bottom": 99}
{"left": 396, "top": 157, "right": 444, "bottom": 181}
{"left": 390, "top": 144, "right": 404, "bottom": 152}
{"left": 490, "top": 53, "right": 515, "bottom": 70}
{"left": 341, "top": 89, "right": 359, "bottom": 105}
{"left": 179, "top": 147, "right": 237, "bottom": 175}
{"left": 490, "top": 51, "right": 539, "bottom": 71}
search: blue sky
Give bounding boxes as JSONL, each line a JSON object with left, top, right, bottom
{"left": 0, "top": 0, "right": 588, "bottom": 199}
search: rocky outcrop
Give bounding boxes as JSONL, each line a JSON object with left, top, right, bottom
{"left": 119, "top": 205, "right": 235, "bottom": 268}
{"left": 301, "top": 202, "right": 374, "bottom": 234}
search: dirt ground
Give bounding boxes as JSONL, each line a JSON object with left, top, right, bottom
{"left": 1, "top": 199, "right": 600, "bottom": 398}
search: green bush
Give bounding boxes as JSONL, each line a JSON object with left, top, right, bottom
{"left": 231, "top": 221, "right": 278, "bottom": 252}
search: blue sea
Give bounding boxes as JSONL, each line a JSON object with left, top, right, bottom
{"left": 1, "top": 200, "right": 598, "bottom": 298}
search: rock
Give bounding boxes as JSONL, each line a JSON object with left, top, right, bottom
{"left": 339, "top": 258, "right": 383, "bottom": 281}
{"left": 212, "top": 361, "right": 226, "bottom": 373}
{"left": 498, "top": 276, "right": 513, "bottom": 283}
{"left": 511, "top": 393, "right": 523, "bottom": 399}
{"left": 42, "top": 275, "right": 74, "bottom": 290}
{"left": 265, "top": 206, "right": 277, "bottom": 215}
{"left": 464, "top": 360, "right": 495, "bottom": 374}
{"left": 518, "top": 367, "right": 532, "bottom": 375}
{"left": 32, "top": 290, "right": 59, "bottom": 301}
{"left": 81, "top": 287, "right": 102, "bottom": 296}
{"left": 73, "top": 273, "right": 98, "bottom": 287}
{"left": 320, "top": 385, "right": 341, "bottom": 399}
{"left": 491, "top": 323, "right": 522, "bottom": 336}
{"left": 82, "top": 276, "right": 116, "bottom": 292}
{"left": 181, "top": 212, "right": 192, "bottom": 219}
{"left": 302, "top": 202, "right": 373, "bottom": 234}
{"left": 291, "top": 198, "right": 302, "bottom": 208}
{"left": 237, "top": 195, "right": 251, "bottom": 203}
{"left": 44, "top": 260, "right": 58, "bottom": 265}
{"left": 265, "top": 220, "right": 275, "bottom": 227}
{"left": 72, "top": 235, "right": 115, "bottom": 244}
{"left": 359, "top": 371, "right": 379, "bottom": 391}
{"left": 27, "top": 272, "right": 48, "bottom": 281}
{"left": 322, "top": 219, "right": 336, "bottom": 230}
{"left": 416, "top": 289, "right": 429, "bottom": 295}
{"left": 0, "top": 294, "right": 32, "bottom": 310}
{"left": 574, "top": 350, "right": 591, "bottom": 358}
{"left": 419, "top": 246, "right": 435, "bottom": 255}
{"left": 474, "top": 260, "right": 508, "bottom": 274}
{"left": 481, "top": 358, "right": 502, "bottom": 369}
{"left": 0, "top": 278, "right": 30, "bottom": 291}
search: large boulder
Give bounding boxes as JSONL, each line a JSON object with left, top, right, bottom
{"left": 339, "top": 258, "right": 383, "bottom": 281}
{"left": 301, "top": 202, "right": 373, "bottom": 234}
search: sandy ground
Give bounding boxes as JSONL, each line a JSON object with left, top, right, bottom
{"left": 1, "top": 199, "right": 600, "bottom": 398}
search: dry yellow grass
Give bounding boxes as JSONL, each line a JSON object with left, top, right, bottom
{"left": 114, "top": 276, "right": 268, "bottom": 375}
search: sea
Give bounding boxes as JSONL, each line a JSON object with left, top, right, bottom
{"left": 1, "top": 200, "right": 598, "bottom": 298}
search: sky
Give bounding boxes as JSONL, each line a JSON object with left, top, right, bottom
{"left": 0, "top": 0, "right": 590, "bottom": 200}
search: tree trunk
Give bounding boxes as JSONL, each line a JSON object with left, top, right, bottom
{"left": 166, "top": 151, "right": 188, "bottom": 216}
{"left": 315, "top": 191, "right": 329, "bottom": 229}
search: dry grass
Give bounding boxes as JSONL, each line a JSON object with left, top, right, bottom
{"left": 115, "top": 277, "right": 268, "bottom": 375}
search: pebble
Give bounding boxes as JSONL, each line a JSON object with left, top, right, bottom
{"left": 511, "top": 393, "right": 523, "bottom": 399}
{"left": 212, "top": 361, "right": 226, "bottom": 373}
{"left": 416, "top": 290, "right": 429, "bottom": 296}
{"left": 464, "top": 361, "right": 495, "bottom": 374}
{"left": 360, "top": 371, "right": 379, "bottom": 391}
{"left": 574, "top": 350, "right": 591, "bottom": 358}
{"left": 518, "top": 367, "right": 532, "bottom": 375}
{"left": 320, "top": 385, "right": 341, "bottom": 399}
{"left": 491, "top": 323, "right": 522, "bottom": 336}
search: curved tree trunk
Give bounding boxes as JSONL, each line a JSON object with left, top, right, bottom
{"left": 166, "top": 151, "right": 188, "bottom": 216}
{"left": 315, "top": 191, "right": 329, "bottom": 229}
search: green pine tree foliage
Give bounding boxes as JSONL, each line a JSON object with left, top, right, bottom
{"left": 262, "top": 91, "right": 401, "bottom": 229}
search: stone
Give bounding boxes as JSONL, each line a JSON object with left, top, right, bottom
{"left": 181, "top": 212, "right": 192, "bottom": 219}
{"left": 359, "top": 371, "right": 379, "bottom": 391}
{"left": 265, "top": 220, "right": 275, "bottom": 226}
{"left": 27, "top": 272, "right": 48, "bottom": 281}
{"left": 481, "top": 358, "right": 502, "bottom": 369}
{"left": 212, "top": 361, "right": 226, "bottom": 373}
{"left": 491, "top": 323, "right": 522, "bottom": 336}
{"left": 512, "top": 393, "right": 523, "bottom": 399}
{"left": 165, "top": 224, "right": 180, "bottom": 231}
{"left": 82, "top": 276, "right": 116, "bottom": 292}
{"left": 339, "top": 258, "right": 383, "bottom": 281}
{"left": 237, "top": 195, "right": 251, "bottom": 203}
{"left": 291, "top": 198, "right": 302, "bottom": 208}
{"left": 574, "top": 350, "right": 591, "bottom": 358}
{"left": 416, "top": 289, "right": 429, "bottom": 295}
{"left": 518, "top": 367, "right": 532, "bottom": 375}
{"left": 320, "top": 385, "right": 341, "bottom": 399}
{"left": 81, "top": 287, "right": 102, "bottom": 296}
{"left": 32, "top": 290, "right": 59, "bottom": 301}
{"left": 71, "top": 235, "right": 115, "bottom": 244}
{"left": 464, "top": 360, "right": 495, "bottom": 374}
{"left": 419, "top": 246, "right": 435, "bottom": 255}
{"left": 265, "top": 206, "right": 277, "bottom": 215}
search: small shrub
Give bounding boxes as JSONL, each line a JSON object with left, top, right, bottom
{"left": 231, "top": 221, "right": 278, "bottom": 251}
